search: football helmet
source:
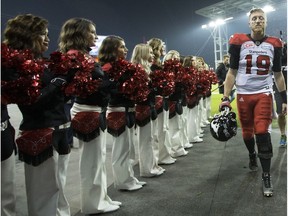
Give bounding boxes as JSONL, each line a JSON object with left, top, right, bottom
{"left": 210, "top": 110, "right": 237, "bottom": 142}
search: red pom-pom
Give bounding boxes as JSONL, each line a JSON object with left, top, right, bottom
{"left": 1, "top": 43, "right": 34, "bottom": 70}
{"left": 104, "top": 59, "right": 150, "bottom": 102}
{"left": 149, "top": 69, "right": 175, "bottom": 97}
{"left": 1, "top": 43, "right": 45, "bottom": 105}
{"left": 184, "top": 67, "right": 198, "bottom": 96}
{"left": 48, "top": 51, "right": 99, "bottom": 98}
{"left": 162, "top": 59, "right": 198, "bottom": 96}
{"left": 49, "top": 51, "right": 95, "bottom": 75}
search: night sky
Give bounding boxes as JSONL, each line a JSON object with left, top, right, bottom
{"left": 1, "top": 0, "right": 287, "bottom": 68}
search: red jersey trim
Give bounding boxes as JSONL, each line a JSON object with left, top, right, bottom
{"left": 229, "top": 33, "right": 250, "bottom": 45}
{"left": 265, "top": 37, "right": 283, "bottom": 48}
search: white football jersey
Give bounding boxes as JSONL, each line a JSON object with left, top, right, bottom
{"left": 229, "top": 34, "right": 283, "bottom": 94}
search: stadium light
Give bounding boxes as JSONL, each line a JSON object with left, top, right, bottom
{"left": 263, "top": 5, "right": 275, "bottom": 12}
{"left": 201, "top": 17, "right": 233, "bottom": 68}
{"left": 201, "top": 17, "right": 233, "bottom": 29}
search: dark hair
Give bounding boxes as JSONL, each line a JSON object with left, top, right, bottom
{"left": 58, "top": 17, "right": 96, "bottom": 53}
{"left": 98, "top": 35, "right": 124, "bottom": 65}
{"left": 183, "top": 55, "right": 194, "bottom": 68}
{"left": 3, "top": 14, "right": 48, "bottom": 55}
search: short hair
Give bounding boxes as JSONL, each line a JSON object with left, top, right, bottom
{"left": 58, "top": 18, "right": 96, "bottom": 53}
{"left": 248, "top": 8, "right": 266, "bottom": 19}
{"left": 98, "top": 35, "right": 124, "bottom": 65}
{"left": 3, "top": 14, "right": 48, "bottom": 55}
{"left": 223, "top": 54, "right": 230, "bottom": 59}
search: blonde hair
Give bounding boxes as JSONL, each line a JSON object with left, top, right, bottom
{"left": 147, "top": 38, "right": 165, "bottom": 66}
{"left": 130, "top": 43, "right": 152, "bottom": 74}
{"left": 195, "top": 56, "right": 206, "bottom": 71}
{"left": 162, "top": 50, "right": 180, "bottom": 62}
{"left": 248, "top": 8, "right": 266, "bottom": 19}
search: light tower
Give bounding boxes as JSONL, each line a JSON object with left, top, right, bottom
{"left": 195, "top": 0, "right": 284, "bottom": 68}
{"left": 201, "top": 18, "right": 231, "bottom": 68}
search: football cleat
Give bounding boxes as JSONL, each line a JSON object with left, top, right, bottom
{"left": 262, "top": 173, "right": 273, "bottom": 197}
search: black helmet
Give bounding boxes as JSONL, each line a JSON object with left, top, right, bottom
{"left": 210, "top": 111, "right": 237, "bottom": 142}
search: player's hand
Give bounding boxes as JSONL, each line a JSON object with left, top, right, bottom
{"left": 219, "top": 96, "right": 232, "bottom": 112}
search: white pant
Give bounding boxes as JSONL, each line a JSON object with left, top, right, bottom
{"left": 111, "top": 126, "right": 139, "bottom": 189}
{"left": 137, "top": 121, "right": 161, "bottom": 176}
{"left": 196, "top": 104, "right": 202, "bottom": 136}
{"left": 201, "top": 98, "right": 208, "bottom": 123}
{"left": 130, "top": 126, "right": 138, "bottom": 163}
{"left": 187, "top": 106, "right": 199, "bottom": 142}
{"left": 181, "top": 106, "right": 191, "bottom": 147}
{"left": 71, "top": 103, "right": 116, "bottom": 213}
{"left": 155, "top": 111, "right": 175, "bottom": 163}
{"left": 206, "top": 96, "right": 212, "bottom": 119}
{"left": 169, "top": 114, "right": 187, "bottom": 157}
{"left": 56, "top": 154, "right": 71, "bottom": 216}
{"left": 1, "top": 152, "right": 16, "bottom": 216}
{"left": 24, "top": 153, "right": 59, "bottom": 216}
{"left": 78, "top": 131, "right": 116, "bottom": 213}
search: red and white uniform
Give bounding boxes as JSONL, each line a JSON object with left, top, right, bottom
{"left": 229, "top": 33, "right": 282, "bottom": 94}
{"left": 229, "top": 33, "right": 283, "bottom": 138}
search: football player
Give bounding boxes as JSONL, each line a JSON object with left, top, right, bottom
{"left": 220, "top": 8, "right": 286, "bottom": 197}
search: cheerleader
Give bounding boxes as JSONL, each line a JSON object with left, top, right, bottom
{"left": 162, "top": 50, "right": 189, "bottom": 157}
{"left": 98, "top": 36, "right": 148, "bottom": 191}
{"left": 147, "top": 38, "right": 177, "bottom": 165}
{"left": 59, "top": 18, "right": 121, "bottom": 214}
{"left": 2, "top": 14, "right": 73, "bottom": 216}
{"left": 131, "top": 43, "right": 165, "bottom": 177}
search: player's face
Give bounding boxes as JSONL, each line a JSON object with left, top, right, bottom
{"left": 249, "top": 11, "right": 267, "bottom": 34}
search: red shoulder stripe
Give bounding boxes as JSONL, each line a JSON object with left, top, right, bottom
{"left": 265, "top": 37, "right": 283, "bottom": 48}
{"left": 229, "top": 33, "right": 250, "bottom": 45}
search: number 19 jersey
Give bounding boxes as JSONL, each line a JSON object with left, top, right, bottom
{"left": 228, "top": 33, "right": 283, "bottom": 94}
